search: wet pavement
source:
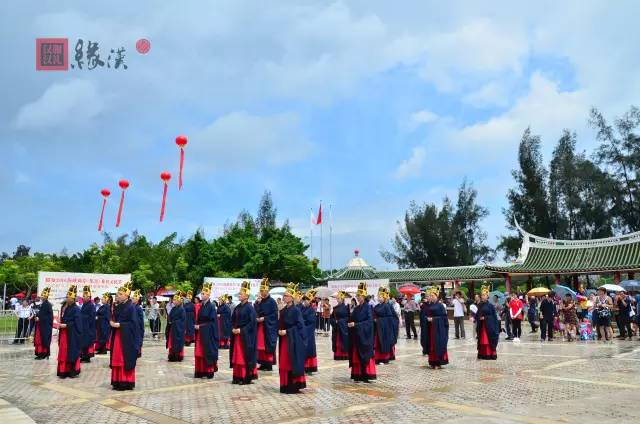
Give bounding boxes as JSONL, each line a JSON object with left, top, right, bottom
{"left": 0, "top": 324, "right": 639, "bottom": 423}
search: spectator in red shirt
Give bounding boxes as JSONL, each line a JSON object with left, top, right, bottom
{"left": 509, "top": 296, "right": 524, "bottom": 342}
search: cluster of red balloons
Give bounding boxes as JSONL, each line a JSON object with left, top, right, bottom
{"left": 97, "top": 136, "right": 189, "bottom": 231}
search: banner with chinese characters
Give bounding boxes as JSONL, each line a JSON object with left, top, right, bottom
{"left": 38, "top": 271, "right": 131, "bottom": 301}
{"left": 202, "top": 277, "right": 263, "bottom": 299}
{"left": 327, "top": 279, "right": 389, "bottom": 293}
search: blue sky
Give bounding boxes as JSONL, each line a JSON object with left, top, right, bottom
{"left": 1, "top": 1, "right": 639, "bottom": 269}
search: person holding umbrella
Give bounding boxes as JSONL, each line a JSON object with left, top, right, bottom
{"left": 400, "top": 285, "right": 419, "bottom": 340}
{"left": 595, "top": 287, "right": 613, "bottom": 341}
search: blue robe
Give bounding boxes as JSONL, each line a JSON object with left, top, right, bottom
{"left": 217, "top": 303, "right": 232, "bottom": 339}
{"left": 330, "top": 303, "right": 350, "bottom": 354}
{"left": 80, "top": 301, "right": 96, "bottom": 351}
{"left": 166, "top": 305, "right": 186, "bottom": 354}
{"left": 301, "top": 305, "right": 316, "bottom": 359}
{"left": 280, "top": 304, "right": 307, "bottom": 377}
{"left": 373, "top": 302, "right": 396, "bottom": 355}
{"left": 477, "top": 301, "right": 500, "bottom": 351}
{"left": 135, "top": 304, "right": 145, "bottom": 352}
{"left": 255, "top": 295, "right": 278, "bottom": 354}
{"left": 37, "top": 300, "right": 53, "bottom": 350}
{"left": 421, "top": 302, "right": 449, "bottom": 357}
{"left": 110, "top": 300, "right": 139, "bottom": 371}
{"left": 184, "top": 301, "right": 195, "bottom": 339}
{"left": 96, "top": 303, "right": 111, "bottom": 346}
{"left": 230, "top": 301, "right": 257, "bottom": 368}
{"left": 349, "top": 303, "right": 374, "bottom": 365}
{"left": 61, "top": 303, "right": 82, "bottom": 363}
{"left": 197, "top": 300, "right": 219, "bottom": 365}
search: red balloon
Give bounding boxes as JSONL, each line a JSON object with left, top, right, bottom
{"left": 175, "top": 135, "right": 188, "bottom": 148}
{"left": 160, "top": 171, "right": 171, "bottom": 182}
{"left": 119, "top": 179, "right": 130, "bottom": 190}
{"left": 100, "top": 189, "right": 111, "bottom": 197}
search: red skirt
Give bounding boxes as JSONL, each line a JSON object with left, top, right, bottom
{"left": 477, "top": 322, "right": 497, "bottom": 360}
{"left": 81, "top": 337, "right": 95, "bottom": 359}
{"left": 257, "top": 323, "right": 275, "bottom": 366}
{"left": 34, "top": 322, "right": 50, "bottom": 357}
{"left": 194, "top": 330, "right": 218, "bottom": 378}
{"left": 304, "top": 356, "right": 318, "bottom": 373}
{"left": 334, "top": 332, "right": 348, "bottom": 360}
{"left": 374, "top": 334, "right": 394, "bottom": 364}
{"left": 231, "top": 334, "right": 258, "bottom": 384}
{"left": 110, "top": 330, "right": 135, "bottom": 389}
{"left": 57, "top": 328, "right": 80, "bottom": 378}
{"left": 279, "top": 335, "right": 306, "bottom": 393}
{"left": 167, "top": 332, "right": 184, "bottom": 362}
{"left": 350, "top": 338, "right": 376, "bottom": 381}
{"left": 427, "top": 322, "right": 448, "bottom": 366}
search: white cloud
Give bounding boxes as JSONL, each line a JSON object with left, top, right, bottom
{"left": 394, "top": 146, "right": 426, "bottom": 180}
{"left": 455, "top": 73, "right": 587, "bottom": 151}
{"left": 15, "top": 79, "right": 105, "bottom": 130}
{"left": 191, "top": 111, "right": 313, "bottom": 171}
{"left": 462, "top": 80, "right": 510, "bottom": 108}
{"left": 412, "top": 109, "right": 439, "bottom": 125}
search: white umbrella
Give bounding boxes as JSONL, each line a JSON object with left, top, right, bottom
{"left": 315, "top": 287, "right": 333, "bottom": 299}
{"left": 598, "top": 284, "right": 625, "bottom": 292}
{"left": 269, "top": 287, "right": 286, "bottom": 295}
{"left": 344, "top": 287, "right": 358, "bottom": 294}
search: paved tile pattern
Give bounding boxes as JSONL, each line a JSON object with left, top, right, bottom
{"left": 1, "top": 325, "right": 639, "bottom": 423}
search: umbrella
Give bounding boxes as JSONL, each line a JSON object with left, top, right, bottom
{"left": 344, "top": 287, "right": 358, "bottom": 294}
{"left": 315, "top": 287, "right": 333, "bottom": 299}
{"left": 552, "top": 285, "right": 577, "bottom": 299}
{"left": 527, "top": 287, "right": 550, "bottom": 296}
{"left": 269, "top": 287, "right": 286, "bottom": 295}
{"left": 620, "top": 280, "right": 640, "bottom": 291}
{"left": 398, "top": 284, "right": 421, "bottom": 295}
{"left": 331, "top": 291, "right": 352, "bottom": 298}
{"left": 599, "top": 283, "right": 624, "bottom": 292}
{"left": 489, "top": 290, "right": 505, "bottom": 305}
{"left": 13, "top": 293, "right": 25, "bottom": 299}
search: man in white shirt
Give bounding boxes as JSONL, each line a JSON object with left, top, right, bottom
{"left": 452, "top": 291, "right": 466, "bottom": 339}
{"left": 13, "top": 300, "right": 33, "bottom": 344}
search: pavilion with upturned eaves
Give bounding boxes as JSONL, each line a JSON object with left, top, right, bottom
{"left": 319, "top": 224, "right": 640, "bottom": 294}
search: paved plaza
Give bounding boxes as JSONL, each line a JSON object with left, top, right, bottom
{"left": 0, "top": 326, "right": 639, "bottom": 424}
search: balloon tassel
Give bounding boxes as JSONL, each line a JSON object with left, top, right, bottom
{"left": 116, "top": 190, "right": 126, "bottom": 227}
{"left": 160, "top": 183, "right": 168, "bottom": 222}
{"left": 179, "top": 148, "right": 185, "bottom": 190}
{"left": 98, "top": 198, "right": 107, "bottom": 232}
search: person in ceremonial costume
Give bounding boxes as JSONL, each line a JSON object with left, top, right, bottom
{"left": 255, "top": 277, "right": 278, "bottom": 371}
{"left": 132, "top": 290, "right": 145, "bottom": 357}
{"left": 34, "top": 287, "right": 53, "bottom": 360}
{"left": 194, "top": 283, "right": 219, "bottom": 379}
{"left": 278, "top": 284, "right": 307, "bottom": 393}
{"left": 80, "top": 286, "right": 96, "bottom": 363}
{"left": 57, "top": 285, "right": 82, "bottom": 378}
{"left": 95, "top": 293, "right": 112, "bottom": 354}
{"left": 301, "top": 289, "right": 318, "bottom": 374}
{"left": 477, "top": 284, "right": 500, "bottom": 360}
{"left": 230, "top": 281, "right": 258, "bottom": 385}
{"left": 217, "top": 294, "right": 232, "bottom": 349}
{"left": 373, "top": 287, "right": 397, "bottom": 365}
{"left": 348, "top": 282, "right": 376, "bottom": 382}
{"left": 184, "top": 290, "right": 196, "bottom": 346}
{"left": 330, "top": 290, "right": 350, "bottom": 360}
{"left": 109, "top": 282, "right": 139, "bottom": 390}
{"left": 166, "top": 291, "right": 186, "bottom": 362}
{"left": 420, "top": 287, "right": 449, "bottom": 369}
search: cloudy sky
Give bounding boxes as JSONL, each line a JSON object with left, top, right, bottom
{"left": 1, "top": 1, "right": 639, "bottom": 269}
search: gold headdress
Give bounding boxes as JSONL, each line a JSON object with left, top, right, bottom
{"left": 82, "top": 285, "right": 92, "bottom": 297}
{"left": 357, "top": 282, "right": 368, "bottom": 297}
{"left": 174, "top": 289, "right": 185, "bottom": 299}
{"left": 285, "top": 282, "right": 299, "bottom": 297}
{"left": 67, "top": 285, "right": 78, "bottom": 299}
{"left": 40, "top": 287, "right": 51, "bottom": 299}
{"left": 218, "top": 293, "right": 228, "bottom": 303}
{"left": 117, "top": 281, "right": 133, "bottom": 296}
{"left": 202, "top": 282, "right": 212, "bottom": 295}
{"left": 305, "top": 288, "right": 318, "bottom": 299}
{"left": 132, "top": 289, "right": 141, "bottom": 301}
{"left": 239, "top": 281, "right": 251, "bottom": 296}
{"left": 260, "top": 277, "right": 270, "bottom": 292}
{"left": 102, "top": 292, "right": 111, "bottom": 302}
{"left": 429, "top": 286, "right": 441, "bottom": 297}
{"left": 377, "top": 286, "right": 390, "bottom": 300}
{"left": 336, "top": 290, "right": 350, "bottom": 300}
{"left": 481, "top": 283, "right": 491, "bottom": 296}
{"left": 186, "top": 290, "right": 193, "bottom": 299}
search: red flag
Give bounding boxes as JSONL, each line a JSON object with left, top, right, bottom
{"left": 316, "top": 203, "right": 322, "bottom": 225}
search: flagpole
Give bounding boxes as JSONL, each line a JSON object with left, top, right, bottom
{"left": 329, "top": 204, "right": 333, "bottom": 273}
{"left": 320, "top": 200, "right": 323, "bottom": 271}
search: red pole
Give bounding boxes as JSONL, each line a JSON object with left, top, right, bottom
{"left": 160, "top": 183, "right": 168, "bottom": 222}
{"left": 98, "top": 198, "right": 107, "bottom": 232}
{"left": 116, "top": 190, "right": 125, "bottom": 227}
